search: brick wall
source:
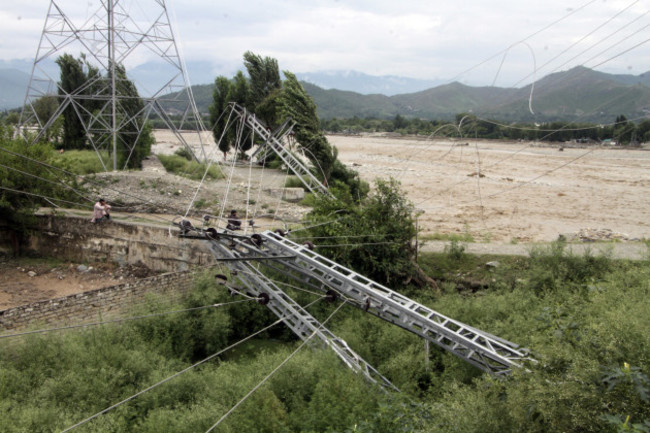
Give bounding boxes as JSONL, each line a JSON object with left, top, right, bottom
{"left": 0, "top": 269, "right": 199, "bottom": 332}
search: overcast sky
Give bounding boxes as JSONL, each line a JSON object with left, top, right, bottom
{"left": 0, "top": 0, "right": 648, "bottom": 87}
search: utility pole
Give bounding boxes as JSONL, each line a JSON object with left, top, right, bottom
{"left": 108, "top": 0, "right": 117, "bottom": 171}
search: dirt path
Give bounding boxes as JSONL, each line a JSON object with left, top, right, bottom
{"left": 419, "top": 240, "right": 648, "bottom": 260}
{"left": 88, "top": 151, "right": 309, "bottom": 224}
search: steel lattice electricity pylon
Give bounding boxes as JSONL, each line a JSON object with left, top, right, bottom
{"left": 18, "top": 0, "right": 207, "bottom": 170}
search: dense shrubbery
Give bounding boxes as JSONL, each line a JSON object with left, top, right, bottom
{"left": 0, "top": 125, "right": 88, "bottom": 225}
{"left": 1, "top": 247, "right": 648, "bottom": 432}
{"left": 54, "top": 149, "right": 108, "bottom": 174}
{"left": 157, "top": 153, "right": 223, "bottom": 181}
{"left": 301, "top": 178, "right": 419, "bottom": 288}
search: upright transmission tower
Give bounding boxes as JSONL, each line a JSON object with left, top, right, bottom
{"left": 18, "top": 0, "right": 207, "bottom": 170}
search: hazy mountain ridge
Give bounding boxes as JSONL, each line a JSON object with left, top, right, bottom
{"left": 305, "top": 66, "right": 650, "bottom": 122}
{"left": 0, "top": 68, "right": 31, "bottom": 110}
{"left": 2, "top": 63, "right": 648, "bottom": 123}
{"left": 295, "top": 70, "right": 444, "bottom": 96}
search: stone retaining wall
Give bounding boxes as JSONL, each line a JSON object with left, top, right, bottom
{"left": 0, "top": 269, "right": 198, "bottom": 332}
{"left": 22, "top": 215, "right": 216, "bottom": 272}
{"left": 0, "top": 215, "right": 221, "bottom": 332}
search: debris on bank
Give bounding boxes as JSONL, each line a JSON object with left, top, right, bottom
{"left": 562, "top": 228, "right": 639, "bottom": 242}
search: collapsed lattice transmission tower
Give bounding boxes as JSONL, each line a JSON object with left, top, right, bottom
{"left": 18, "top": 0, "right": 207, "bottom": 170}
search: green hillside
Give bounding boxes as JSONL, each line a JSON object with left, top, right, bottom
{"left": 175, "top": 67, "right": 649, "bottom": 124}
{"left": 484, "top": 66, "right": 650, "bottom": 122}
{"left": 3, "top": 66, "right": 648, "bottom": 122}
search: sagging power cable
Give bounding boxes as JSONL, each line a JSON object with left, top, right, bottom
{"left": 0, "top": 299, "right": 256, "bottom": 340}
{"left": 204, "top": 299, "right": 347, "bottom": 433}
{"left": 59, "top": 317, "right": 285, "bottom": 433}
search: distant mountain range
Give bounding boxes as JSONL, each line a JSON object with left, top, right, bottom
{"left": 176, "top": 66, "right": 650, "bottom": 123}
{"left": 301, "top": 66, "right": 650, "bottom": 123}
{"left": 0, "top": 60, "right": 443, "bottom": 110}
{"left": 295, "top": 70, "right": 444, "bottom": 96}
{"left": 2, "top": 60, "right": 649, "bottom": 124}
{"left": 0, "top": 68, "right": 32, "bottom": 111}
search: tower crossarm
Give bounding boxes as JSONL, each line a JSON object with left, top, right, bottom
{"left": 256, "top": 231, "right": 534, "bottom": 375}
{"left": 230, "top": 104, "right": 332, "bottom": 197}
{"left": 202, "top": 238, "right": 399, "bottom": 392}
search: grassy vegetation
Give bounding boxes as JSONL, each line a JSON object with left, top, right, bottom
{"left": 1, "top": 246, "right": 648, "bottom": 432}
{"left": 52, "top": 149, "right": 109, "bottom": 174}
{"left": 157, "top": 154, "right": 223, "bottom": 181}
{"left": 284, "top": 176, "right": 306, "bottom": 190}
{"left": 420, "top": 231, "right": 476, "bottom": 243}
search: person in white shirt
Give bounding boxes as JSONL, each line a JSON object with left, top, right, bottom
{"left": 91, "top": 198, "right": 111, "bottom": 223}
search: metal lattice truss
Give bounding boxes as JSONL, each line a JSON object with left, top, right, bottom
{"left": 19, "top": 0, "right": 207, "bottom": 170}
{"left": 229, "top": 103, "right": 333, "bottom": 197}
{"left": 179, "top": 221, "right": 535, "bottom": 386}
{"left": 203, "top": 238, "right": 399, "bottom": 391}
{"left": 254, "top": 231, "right": 534, "bottom": 375}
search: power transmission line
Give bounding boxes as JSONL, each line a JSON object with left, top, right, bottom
{"left": 0, "top": 300, "right": 255, "bottom": 340}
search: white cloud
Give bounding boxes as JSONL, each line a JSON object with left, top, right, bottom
{"left": 0, "top": 0, "right": 648, "bottom": 86}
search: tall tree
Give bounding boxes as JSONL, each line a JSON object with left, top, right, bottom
{"left": 209, "top": 53, "right": 366, "bottom": 197}
{"left": 280, "top": 71, "right": 336, "bottom": 180}
{"left": 228, "top": 71, "right": 252, "bottom": 155}
{"left": 56, "top": 55, "right": 152, "bottom": 168}
{"left": 55, "top": 54, "right": 87, "bottom": 149}
{"left": 112, "top": 63, "right": 153, "bottom": 169}
{"left": 209, "top": 72, "right": 250, "bottom": 157}
{"left": 613, "top": 114, "right": 637, "bottom": 145}
{"left": 280, "top": 71, "right": 366, "bottom": 198}
{"left": 243, "top": 51, "right": 282, "bottom": 127}
{"left": 210, "top": 76, "right": 232, "bottom": 157}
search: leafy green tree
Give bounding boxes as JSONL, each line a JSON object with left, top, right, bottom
{"left": 55, "top": 55, "right": 151, "bottom": 167}
{"left": 210, "top": 53, "right": 365, "bottom": 195}
{"left": 209, "top": 72, "right": 250, "bottom": 158}
{"left": 0, "top": 124, "right": 84, "bottom": 228}
{"left": 112, "top": 63, "right": 153, "bottom": 169}
{"left": 243, "top": 50, "right": 282, "bottom": 126}
{"left": 637, "top": 119, "right": 650, "bottom": 143}
{"left": 55, "top": 54, "right": 87, "bottom": 149}
{"left": 305, "top": 178, "right": 429, "bottom": 287}
{"left": 393, "top": 114, "right": 408, "bottom": 130}
{"left": 613, "top": 114, "right": 638, "bottom": 145}
{"left": 280, "top": 71, "right": 337, "bottom": 180}
{"left": 210, "top": 75, "right": 233, "bottom": 157}
{"left": 229, "top": 71, "right": 253, "bottom": 155}
{"left": 31, "top": 95, "right": 62, "bottom": 144}
{"left": 3, "top": 112, "right": 20, "bottom": 125}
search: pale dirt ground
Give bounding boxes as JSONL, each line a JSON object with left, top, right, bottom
{"left": 328, "top": 134, "right": 650, "bottom": 243}
{"left": 3, "top": 131, "right": 648, "bottom": 311}
{"left": 0, "top": 261, "right": 154, "bottom": 310}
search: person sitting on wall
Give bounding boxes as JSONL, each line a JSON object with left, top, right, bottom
{"left": 226, "top": 209, "right": 241, "bottom": 231}
{"left": 91, "top": 198, "right": 111, "bottom": 223}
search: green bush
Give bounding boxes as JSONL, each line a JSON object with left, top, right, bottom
{"left": 157, "top": 154, "right": 223, "bottom": 181}
{"left": 53, "top": 149, "right": 108, "bottom": 174}
{"left": 444, "top": 239, "right": 467, "bottom": 261}
{"left": 174, "top": 147, "right": 194, "bottom": 161}
{"left": 284, "top": 176, "right": 305, "bottom": 190}
{"left": 527, "top": 240, "right": 613, "bottom": 294}
{"left": 304, "top": 178, "right": 419, "bottom": 288}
